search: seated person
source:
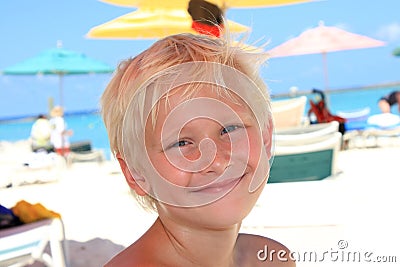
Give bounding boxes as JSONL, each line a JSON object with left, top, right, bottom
{"left": 30, "top": 114, "right": 54, "bottom": 153}
{"left": 378, "top": 91, "right": 400, "bottom": 113}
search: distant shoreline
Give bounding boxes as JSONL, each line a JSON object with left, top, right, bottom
{"left": 0, "top": 109, "right": 100, "bottom": 123}
{"left": 271, "top": 81, "right": 400, "bottom": 98}
{"left": 2, "top": 81, "right": 400, "bottom": 122}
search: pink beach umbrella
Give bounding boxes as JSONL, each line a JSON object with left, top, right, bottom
{"left": 267, "top": 21, "right": 385, "bottom": 90}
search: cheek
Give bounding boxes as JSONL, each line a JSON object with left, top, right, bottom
{"left": 148, "top": 152, "right": 191, "bottom": 187}
{"left": 233, "top": 128, "right": 263, "bottom": 163}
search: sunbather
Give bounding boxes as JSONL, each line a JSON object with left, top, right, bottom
{"left": 378, "top": 90, "right": 400, "bottom": 113}
{"left": 101, "top": 33, "right": 295, "bottom": 266}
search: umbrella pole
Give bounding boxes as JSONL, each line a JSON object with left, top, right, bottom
{"left": 59, "top": 73, "right": 64, "bottom": 108}
{"left": 322, "top": 52, "right": 329, "bottom": 90}
{"left": 58, "top": 73, "right": 66, "bottom": 158}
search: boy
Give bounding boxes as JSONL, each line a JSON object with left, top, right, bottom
{"left": 101, "top": 33, "right": 295, "bottom": 266}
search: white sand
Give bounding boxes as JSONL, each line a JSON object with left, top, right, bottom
{"left": 1, "top": 140, "right": 399, "bottom": 266}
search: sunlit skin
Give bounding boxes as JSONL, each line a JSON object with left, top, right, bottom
{"left": 111, "top": 87, "right": 295, "bottom": 266}
{"left": 145, "top": 88, "right": 267, "bottom": 223}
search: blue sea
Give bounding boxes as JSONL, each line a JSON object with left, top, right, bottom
{"left": 1, "top": 84, "right": 399, "bottom": 160}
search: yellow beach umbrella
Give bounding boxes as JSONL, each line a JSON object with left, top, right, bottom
{"left": 99, "top": 0, "right": 313, "bottom": 9}
{"left": 86, "top": 7, "right": 249, "bottom": 39}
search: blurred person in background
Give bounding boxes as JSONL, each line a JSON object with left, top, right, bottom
{"left": 49, "top": 106, "right": 73, "bottom": 156}
{"left": 30, "top": 114, "right": 53, "bottom": 153}
{"left": 378, "top": 91, "right": 400, "bottom": 113}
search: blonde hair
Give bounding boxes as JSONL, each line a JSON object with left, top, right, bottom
{"left": 101, "top": 33, "right": 272, "bottom": 210}
{"left": 50, "top": 106, "right": 64, "bottom": 117}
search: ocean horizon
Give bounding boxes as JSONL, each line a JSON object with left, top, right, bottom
{"left": 1, "top": 80, "right": 399, "bottom": 122}
{"left": 1, "top": 82, "right": 400, "bottom": 160}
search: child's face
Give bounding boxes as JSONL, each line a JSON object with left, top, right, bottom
{"left": 140, "top": 85, "right": 271, "bottom": 224}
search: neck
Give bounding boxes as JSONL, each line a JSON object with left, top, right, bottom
{"left": 154, "top": 215, "right": 242, "bottom": 267}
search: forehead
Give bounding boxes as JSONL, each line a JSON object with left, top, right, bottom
{"left": 152, "top": 84, "right": 253, "bottom": 125}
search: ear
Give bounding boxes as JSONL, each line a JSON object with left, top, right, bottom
{"left": 116, "top": 153, "right": 148, "bottom": 196}
{"left": 262, "top": 119, "right": 273, "bottom": 160}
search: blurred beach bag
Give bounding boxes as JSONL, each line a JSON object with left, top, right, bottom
{"left": 0, "top": 205, "right": 22, "bottom": 229}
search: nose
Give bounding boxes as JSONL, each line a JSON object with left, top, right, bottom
{"left": 201, "top": 138, "right": 231, "bottom": 176}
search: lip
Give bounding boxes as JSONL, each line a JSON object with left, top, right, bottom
{"left": 189, "top": 174, "right": 245, "bottom": 194}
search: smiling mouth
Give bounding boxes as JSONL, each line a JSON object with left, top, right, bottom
{"left": 189, "top": 174, "right": 245, "bottom": 194}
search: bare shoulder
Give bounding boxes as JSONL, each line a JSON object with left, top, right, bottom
{"left": 235, "top": 233, "right": 296, "bottom": 267}
{"left": 104, "top": 219, "right": 172, "bottom": 267}
{"left": 104, "top": 244, "right": 145, "bottom": 267}
{"left": 104, "top": 237, "right": 161, "bottom": 267}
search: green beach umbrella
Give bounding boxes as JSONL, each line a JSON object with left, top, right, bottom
{"left": 2, "top": 41, "right": 114, "bottom": 108}
{"left": 392, "top": 47, "right": 400, "bottom": 57}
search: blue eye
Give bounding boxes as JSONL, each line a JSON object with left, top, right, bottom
{"left": 171, "top": 140, "right": 191, "bottom": 148}
{"left": 221, "top": 125, "right": 240, "bottom": 135}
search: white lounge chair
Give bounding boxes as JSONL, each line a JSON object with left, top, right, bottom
{"left": 343, "top": 113, "right": 400, "bottom": 148}
{"left": 66, "top": 141, "right": 105, "bottom": 166}
{"left": 0, "top": 219, "right": 67, "bottom": 267}
{"left": 337, "top": 107, "right": 371, "bottom": 122}
{"left": 271, "top": 96, "right": 307, "bottom": 130}
{"left": 274, "top": 121, "right": 339, "bottom": 146}
{"left": 66, "top": 150, "right": 105, "bottom": 166}
{"left": 269, "top": 132, "right": 342, "bottom": 183}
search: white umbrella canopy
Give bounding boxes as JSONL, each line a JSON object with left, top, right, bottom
{"left": 267, "top": 21, "right": 385, "bottom": 89}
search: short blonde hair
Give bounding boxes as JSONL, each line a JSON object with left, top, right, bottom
{"left": 101, "top": 33, "right": 272, "bottom": 210}
{"left": 50, "top": 106, "right": 64, "bottom": 117}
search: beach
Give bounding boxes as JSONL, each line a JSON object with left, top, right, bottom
{"left": 1, "top": 140, "right": 399, "bottom": 267}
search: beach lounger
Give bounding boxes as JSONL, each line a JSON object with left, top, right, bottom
{"left": 273, "top": 121, "right": 339, "bottom": 146}
{"left": 269, "top": 132, "right": 342, "bottom": 183}
{"left": 12, "top": 152, "right": 67, "bottom": 186}
{"left": 66, "top": 141, "right": 105, "bottom": 166}
{"left": 358, "top": 126, "right": 400, "bottom": 147}
{"left": 337, "top": 107, "right": 371, "bottom": 122}
{"left": 0, "top": 218, "right": 67, "bottom": 267}
{"left": 66, "top": 150, "right": 105, "bottom": 166}
{"left": 271, "top": 96, "right": 307, "bottom": 130}
{"left": 343, "top": 113, "right": 400, "bottom": 148}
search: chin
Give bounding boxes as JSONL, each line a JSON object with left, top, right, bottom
{"left": 159, "top": 174, "right": 265, "bottom": 228}
{"left": 201, "top": 182, "right": 262, "bottom": 227}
